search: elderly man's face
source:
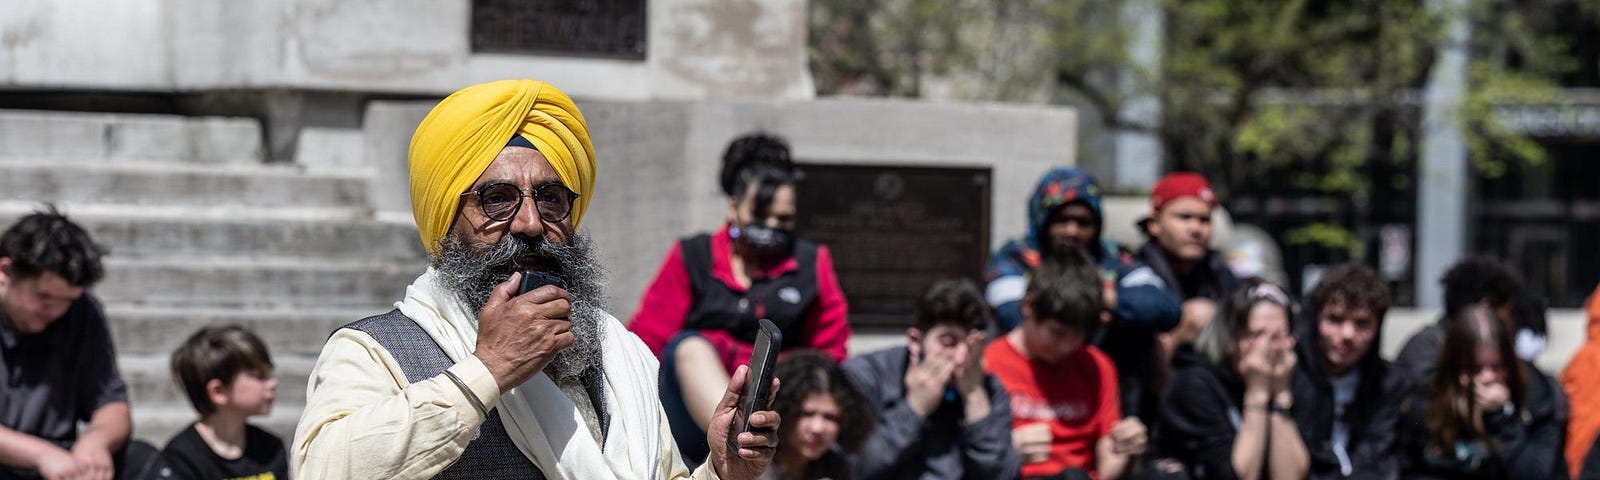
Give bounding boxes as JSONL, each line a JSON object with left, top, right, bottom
{"left": 451, "top": 147, "right": 575, "bottom": 255}
{"left": 437, "top": 145, "right": 605, "bottom": 384}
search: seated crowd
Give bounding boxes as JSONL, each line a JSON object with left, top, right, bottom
{"left": 630, "top": 163, "right": 1600, "bottom": 480}
{"left": 4, "top": 158, "right": 1600, "bottom": 480}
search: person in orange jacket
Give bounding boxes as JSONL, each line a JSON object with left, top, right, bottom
{"left": 1563, "top": 284, "right": 1600, "bottom": 478}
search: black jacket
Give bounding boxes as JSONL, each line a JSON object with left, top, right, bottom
{"left": 1129, "top": 241, "right": 1239, "bottom": 428}
{"left": 1291, "top": 316, "right": 1413, "bottom": 480}
{"left": 1135, "top": 242, "right": 1240, "bottom": 304}
{"left": 1582, "top": 431, "right": 1600, "bottom": 480}
{"left": 1393, "top": 319, "right": 1446, "bottom": 382}
{"left": 1398, "top": 360, "right": 1570, "bottom": 480}
{"left": 1158, "top": 349, "right": 1258, "bottom": 480}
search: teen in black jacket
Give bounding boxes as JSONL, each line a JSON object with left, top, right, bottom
{"left": 1398, "top": 304, "right": 1569, "bottom": 480}
{"left": 1290, "top": 264, "right": 1413, "bottom": 480}
{"left": 1159, "top": 281, "right": 1308, "bottom": 480}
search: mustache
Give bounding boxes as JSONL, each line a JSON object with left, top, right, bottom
{"left": 451, "top": 235, "right": 573, "bottom": 283}
{"left": 485, "top": 235, "right": 541, "bottom": 271}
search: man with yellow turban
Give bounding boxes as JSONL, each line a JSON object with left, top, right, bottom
{"left": 291, "top": 79, "right": 780, "bottom": 480}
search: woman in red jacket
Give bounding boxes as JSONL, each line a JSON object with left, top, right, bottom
{"left": 629, "top": 133, "right": 850, "bottom": 467}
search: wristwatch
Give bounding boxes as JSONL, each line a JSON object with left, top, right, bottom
{"left": 1269, "top": 394, "right": 1293, "bottom": 415}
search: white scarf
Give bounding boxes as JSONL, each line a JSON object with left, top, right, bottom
{"left": 395, "top": 268, "right": 679, "bottom": 480}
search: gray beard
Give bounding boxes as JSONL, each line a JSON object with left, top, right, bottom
{"left": 434, "top": 231, "right": 607, "bottom": 384}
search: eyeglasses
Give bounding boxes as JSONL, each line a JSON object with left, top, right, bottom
{"left": 459, "top": 182, "right": 579, "bottom": 223}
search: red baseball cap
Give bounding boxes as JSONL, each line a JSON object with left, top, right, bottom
{"left": 1150, "top": 172, "right": 1218, "bottom": 212}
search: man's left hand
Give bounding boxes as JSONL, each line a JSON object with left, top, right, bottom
{"left": 69, "top": 440, "right": 113, "bottom": 480}
{"left": 706, "top": 364, "right": 782, "bottom": 480}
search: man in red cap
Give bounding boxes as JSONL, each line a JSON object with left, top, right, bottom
{"left": 1126, "top": 172, "right": 1239, "bottom": 360}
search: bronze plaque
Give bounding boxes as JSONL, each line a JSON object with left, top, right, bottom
{"left": 471, "top": 0, "right": 647, "bottom": 59}
{"left": 796, "top": 164, "right": 992, "bottom": 329}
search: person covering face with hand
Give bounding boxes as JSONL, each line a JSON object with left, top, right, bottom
{"left": 1159, "top": 280, "right": 1309, "bottom": 480}
{"left": 845, "top": 278, "right": 1020, "bottom": 480}
{"left": 1398, "top": 304, "right": 1569, "bottom": 480}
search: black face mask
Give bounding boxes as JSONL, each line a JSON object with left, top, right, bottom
{"left": 735, "top": 224, "right": 796, "bottom": 262}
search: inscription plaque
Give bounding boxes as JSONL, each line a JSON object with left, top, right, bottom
{"left": 796, "top": 164, "right": 991, "bottom": 329}
{"left": 471, "top": 0, "right": 647, "bottom": 59}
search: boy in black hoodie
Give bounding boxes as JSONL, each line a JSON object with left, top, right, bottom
{"left": 1290, "top": 263, "right": 1412, "bottom": 480}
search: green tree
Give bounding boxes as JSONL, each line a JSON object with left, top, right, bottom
{"left": 808, "top": 0, "right": 1599, "bottom": 255}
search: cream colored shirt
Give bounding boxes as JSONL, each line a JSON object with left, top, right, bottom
{"left": 291, "top": 328, "right": 720, "bottom": 480}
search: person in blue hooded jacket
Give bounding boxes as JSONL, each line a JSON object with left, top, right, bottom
{"left": 984, "top": 167, "right": 1182, "bottom": 423}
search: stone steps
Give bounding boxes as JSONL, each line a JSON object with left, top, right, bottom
{"left": 0, "top": 210, "right": 422, "bottom": 261}
{"left": 0, "top": 109, "right": 262, "bottom": 165}
{"left": 0, "top": 162, "right": 368, "bottom": 210}
{"left": 0, "top": 109, "right": 409, "bottom": 449}
{"left": 96, "top": 257, "right": 421, "bottom": 310}
{"left": 106, "top": 305, "right": 381, "bottom": 356}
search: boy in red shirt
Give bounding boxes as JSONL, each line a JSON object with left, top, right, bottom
{"left": 986, "top": 248, "right": 1148, "bottom": 480}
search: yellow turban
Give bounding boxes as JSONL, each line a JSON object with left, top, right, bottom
{"left": 408, "top": 79, "right": 597, "bottom": 256}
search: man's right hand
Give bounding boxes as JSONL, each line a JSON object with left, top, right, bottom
{"left": 475, "top": 272, "right": 575, "bottom": 392}
{"left": 904, "top": 341, "right": 956, "bottom": 417}
{"left": 36, "top": 447, "right": 81, "bottom": 480}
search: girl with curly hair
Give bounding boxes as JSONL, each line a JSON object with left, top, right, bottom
{"left": 761, "top": 351, "right": 874, "bottom": 480}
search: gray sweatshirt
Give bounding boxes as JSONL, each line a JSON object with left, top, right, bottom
{"left": 842, "top": 346, "right": 1020, "bottom": 480}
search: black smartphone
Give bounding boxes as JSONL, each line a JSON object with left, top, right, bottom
{"left": 728, "top": 318, "right": 782, "bottom": 453}
{"left": 518, "top": 270, "right": 567, "bottom": 296}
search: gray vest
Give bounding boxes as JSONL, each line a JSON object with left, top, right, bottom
{"left": 344, "top": 310, "right": 544, "bottom": 480}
